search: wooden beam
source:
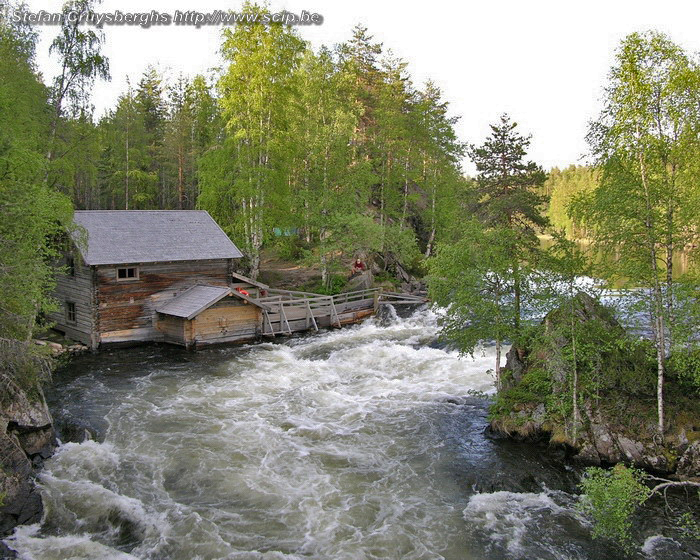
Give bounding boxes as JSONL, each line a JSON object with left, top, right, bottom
{"left": 279, "top": 302, "right": 292, "bottom": 334}
{"left": 305, "top": 300, "right": 319, "bottom": 331}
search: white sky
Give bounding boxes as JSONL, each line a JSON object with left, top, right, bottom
{"left": 24, "top": 0, "right": 700, "bottom": 174}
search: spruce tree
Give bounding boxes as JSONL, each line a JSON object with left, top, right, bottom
{"left": 469, "top": 114, "right": 548, "bottom": 330}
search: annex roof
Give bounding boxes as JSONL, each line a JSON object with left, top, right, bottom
{"left": 155, "top": 285, "right": 232, "bottom": 320}
{"left": 71, "top": 210, "right": 243, "bottom": 265}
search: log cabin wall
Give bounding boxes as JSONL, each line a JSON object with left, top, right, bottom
{"left": 95, "top": 258, "right": 234, "bottom": 345}
{"left": 49, "top": 255, "right": 96, "bottom": 347}
{"left": 157, "top": 313, "right": 185, "bottom": 345}
{"left": 189, "top": 299, "right": 261, "bottom": 347}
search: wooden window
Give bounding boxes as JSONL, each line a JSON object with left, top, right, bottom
{"left": 66, "top": 302, "right": 76, "bottom": 324}
{"left": 117, "top": 267, "right": 139, "bottom": 281}
{"left": 66, "top": 255, "right": 75, "bottom": 277}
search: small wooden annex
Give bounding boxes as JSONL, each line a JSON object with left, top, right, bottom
{"left": 51, "top": 210, "right": 264, "bottom": 350}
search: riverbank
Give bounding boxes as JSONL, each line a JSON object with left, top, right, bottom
{"left": 0, "top": 341, "right": 59, "bottom": 558}
{"left": 488, "top": 293, "right": 700, "bottom": 477}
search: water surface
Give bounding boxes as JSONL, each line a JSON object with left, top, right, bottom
{"left": 4, "top": 308, "right": 696, "bottom": 559}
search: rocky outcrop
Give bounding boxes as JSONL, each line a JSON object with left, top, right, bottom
{"left": 33, "top": 338, "right": 88, "bottom": 357}
{"left": 0, "top": 351, "right": 57, "bottom": 543}
{"left": 345, "top": 270, "right": 373, "bottom": 292}
{"left": 489, "top": 292, "right": 700, "bottom": 478}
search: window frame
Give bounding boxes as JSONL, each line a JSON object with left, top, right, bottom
{"left": 116, "top": 266, "right": 139, "bottom": 282}
{"left": 66, "top": 301, "right": 76, "bottom": 324}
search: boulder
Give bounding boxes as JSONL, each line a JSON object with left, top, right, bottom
{"left": 0, "top": 432, "right": 43, "bottom": 536}
{"left": 0, "top": 376, "right": 56, "bottom": 539}
{"left": 677, "top": 441, "right": 700, "bottom": 478}
{"left": 344, "top": 270, "right": 373, "bottom": 292}
{"left": 2, "top": 383, "right": 52, "bottom": 431}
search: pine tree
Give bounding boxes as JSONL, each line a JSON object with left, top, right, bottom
{"left": 469, "top": 114, "right": 548, "bottom": 331}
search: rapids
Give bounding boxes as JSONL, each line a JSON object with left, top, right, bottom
{"left": 3, "top": 307, "right": 697, "bottom": 559}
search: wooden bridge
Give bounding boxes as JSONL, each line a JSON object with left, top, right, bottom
{"left": 252, "top": 288, "right": 427, "bottom": 337}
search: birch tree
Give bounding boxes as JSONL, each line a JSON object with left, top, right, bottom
{"left": 572, "top": 31, "right": 700, "bottom": 434}
{"left": 199, "top": 3, "right": 305, "bottom": 279}
{"left": 428, "top": 222, "right": 520, "bottom": 390}
{"left": 47, "top": 0, "right": 109, "bottom": 162}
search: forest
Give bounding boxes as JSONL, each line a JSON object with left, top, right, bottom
{"left": 2, "top": 0, "right": 700, "bottom": 552}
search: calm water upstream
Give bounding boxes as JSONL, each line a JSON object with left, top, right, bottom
{"left": 3, "top": 307, "right": 697, "bottom": 559}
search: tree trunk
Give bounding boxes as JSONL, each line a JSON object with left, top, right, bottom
{"left": 639, "top": 147, "right": 665, "bottom": 435}
{"left": 401, "top": 150, "right": 410, "bottom": 230}
{"left": 513, "top": 259, "right": 521, "bottom": 332}
{"left": 571, "top": 299, "right": 580, "bottom": 444}
{"left": 125, "top": 118, "right": 130, "bottom": 210}
{"left": 425, "top": 227, "right": 436, "bottom": 258}
{"left": 665, "top": 202, "right": 673, "bottom": 348}
{"left": 656, "top": 310, "right": 666, "bottom": 435}
{"left": 425, "top": 169, "right": 436, "bottom": 258}
{"left": 320, "top": 250, "right": 329, "bottom": 291}
{"left": 495, "top": 339, "right": 502, "bottom": 391}
{"left": 177, "top": 144, "right": 185, "bottom": 209}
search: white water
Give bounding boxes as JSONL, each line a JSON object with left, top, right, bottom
{"left": 3, "top": 308, "right": 696, "bottom": 559}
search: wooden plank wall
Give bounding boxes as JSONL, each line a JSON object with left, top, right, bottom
{"left": 190, "top": 300, "right": 261, "bottom": 346}
{"left": 156, "top": 314, "right": 185, "bottom": 345}
{"left": 49, "top": 256, "right": 95, "bottom": 346}
{"left": 97, "top": 259, "right": 233, "bottom": 344}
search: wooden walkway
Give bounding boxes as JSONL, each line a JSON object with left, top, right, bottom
{"left": 253, "top": 288, "right": 427, "bottom": 337}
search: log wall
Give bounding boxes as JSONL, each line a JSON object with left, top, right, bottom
{"left": 190, "top": 299, "right": 261, "bottom": 347}
{"left": 49, "top": 256, "right": 95, "bottom": 347}
{"left": 96, "top": 259, "right": 233, "bottom": 344}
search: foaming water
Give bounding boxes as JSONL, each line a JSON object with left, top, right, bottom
{"left": 4, "top": 308, "right": 698, "bottom": 559}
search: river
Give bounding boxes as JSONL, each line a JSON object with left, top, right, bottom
{"left": 3, "top": 307, "right": 696, "bottom": 559}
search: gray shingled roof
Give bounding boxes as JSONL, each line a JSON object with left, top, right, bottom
{"left": 156, "top": 285, "right": 232, "bottom": 319}
{"left": 72, "top": 210, "right": 243, "bottom": 265}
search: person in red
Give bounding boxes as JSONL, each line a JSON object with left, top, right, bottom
{"left": 350, "top": 258, "right": 366, "bottom": 276}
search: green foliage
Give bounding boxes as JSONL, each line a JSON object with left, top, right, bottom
{"left": 428, "top": 220, "right": 521, "bottom": 387}
{"left": 2, "top": 5, "right": 468, "bottom": 290}
{"left": 199, "top": 2, "right": 306, "bottom": 278}
{"left": 578, "top": 465, "right": 652, "bottom": 550}
{"left": 677, "top": 512, "right": 700, "bottom": 541}
{"left": 270, "top": 235, "right": 308, "bottom": 262}
{"left": 382, "top": 224, "right": 422, "bottom": 271}
{"left": 469, "top": 113, "right": 548, "bottom": 236}
{"left": 572, "top": 30, "right": 700, "bottom": 431}
{"left": 0, "top": 6, "right": 73, "bottom": 340}
{"left": 312, "top": 274, "right": 348, "bottom": 295}
{"left": 489, "top": 368, "right": 551, "bottom": 420}
{"left": 0, "top": 338, "right": 53, "bottom": 400}
{"left": 48, "top": 0, "right": 109, "bottom": 118}
{"left": 545, "top": 165, "right": 598, "bottom": 239}
{"left": 467, "top": 114, "right": 549, "bottom": 333}
{"left": 430, "top": 115, "right": 549, "bottom": 387}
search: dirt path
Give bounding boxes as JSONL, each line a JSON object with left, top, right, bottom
{"left": 258, "top": 250, "right": 322, "bottom": 290}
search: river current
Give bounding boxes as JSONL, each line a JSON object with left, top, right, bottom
{"left": 3, "top": 307, "right": 696, "bottom": 559}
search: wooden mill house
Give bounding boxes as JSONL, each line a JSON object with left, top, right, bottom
{"left": 51, "top": 210, "right": 424, "bottom": 350}
{"left": 51, "top": 210, "right": 265, "bottom": 350}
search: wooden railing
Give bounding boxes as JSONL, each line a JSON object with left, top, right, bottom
{"left": 255, "top": 287, "right": 427, "bottom": 336}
